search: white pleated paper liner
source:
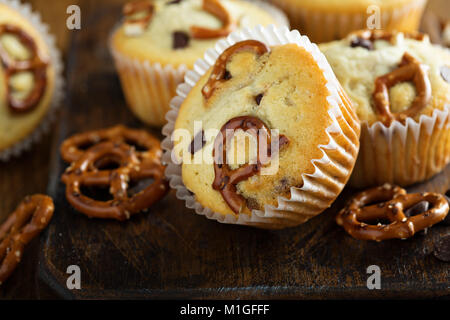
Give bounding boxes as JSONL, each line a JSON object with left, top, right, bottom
{"left": 0, "top": 0, "right": 65, "bottom": 161}
{"left": 109, "top": 0, "right": 289, "bottom": 127}
{"left": 161, "top": 25, "right": 361, "bottom": 229}
{"left": 270, "top": 0, "right": 427, "bottom": 43}
{"left": 350, "top": 104, "right": 450, "bottom": 188}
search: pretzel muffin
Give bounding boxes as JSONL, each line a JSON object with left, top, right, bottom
{"left": 0, "top": 1, "right": 62, "bottom": 160}
{"left": 163, "top": 26, "right": 360, "bottom": 229}
{"left": 320, "top": 30, "right": 450, "bottom": 188}
{"left": 110, "top": 0, "right": 287, "bottom": 127}
{"left": 269, "top": 0, "right": 427, "bottom": 43}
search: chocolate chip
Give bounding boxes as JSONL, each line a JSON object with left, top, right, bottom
{"left": 167, "top": 0, "right": 182, "bottom": 4}
{"left": 255, "top": 93, "right": 263, "bottom": 105}
{"left": 173, "top": 31, "right": 189, "bottom": 49}
{"left": 440, "top": 65, "right": 450, "bottom": 83}
{"left": 223, "top": 70, "right": 231, "bottom": 80}
{"left": 434, "top": 235, "right": 450, "bottom": 262}
{"left": 188, "top": 130, "right": 205, "bottom": 155}
{"left": 278, "top": 135, "right": 289, "bottom": 148}
{"left": 246, "top": 197, "right": 260, "bottom": 210}
{"left": 405, "top": 201, "right": 429, "bottom": 217}
{"left": 275, "top": 178, "right": 290, "bottom": 193}
{"left": 350, "top": 37, "right": 373, "bottom": 50}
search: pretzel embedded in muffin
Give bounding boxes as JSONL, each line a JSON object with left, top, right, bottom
{"left": 191, "top": 0, "right": 235, "bottom": 39}
{"left": 202, "top": 40, "right": 269, "bottom": 99}
{"left": 0, "top": 24, "right": 48, "bottom": 113}
{"left": 372, "top": 52, "right": 431, "bottom": 126}
{"left": 336, "top": 184, "right": 449, "bottom": 241}
{"left": 212, "top": 116, "right": 288, "bottom": 214}
{"left": 0, "top": 195, "right": 54, "bottom": 285}
{"left": 123, "top": 0, "right": 154, "bottom": 35}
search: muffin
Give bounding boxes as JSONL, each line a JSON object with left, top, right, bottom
{"left": 320, "top": 29, "right": 450, "bottom": 188}
{"left": 270, "top": 0, "right": 428, "bottom": 43}
{"left": 422, "top": 0, "right": 450, "bottom": 47}
{"left": 0, "top": 0, "right": 63, "bottom": 160}
{"left": 162, "top": 25, "right": 360, "bottom": 229}
{"left": 110, "top": 0, "right": 288, "bottom": 127}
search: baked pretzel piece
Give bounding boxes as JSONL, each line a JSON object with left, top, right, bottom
{"left": 202, "top": 40, "right": 269, "bottom": 99}
{"left": 191, "top": 0, "right": 235, "bottom": 39}
{"left": 62, "top": 140, "right": 169, "bottom": 221}
{"left": 0, "top": 24, "right": 48, "bottom": 113}
{"left": 123, "top": 0, "right": 154, "bottom": 35}
{"left": 60, "top": 125, "right": 160, "bottom": 163}
{"left": 212, "top": 116, "right": 289, "bottom": 214}
{"left": 336, "top": 184, "right": 449, "bottom": 241}
{"left": 373, "top": 52, "right": 431, "bottom": 126}
{"left": 0, "top": 195, "right": 54, "bottom": 285}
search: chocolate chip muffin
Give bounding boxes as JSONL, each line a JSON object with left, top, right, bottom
{"left": 320, "top": 30, "right": 450, "bottom": 187}
{"left": 163, "top": 26, "right": 360, "bottom": 229}
{"left": 110, "top": 0, "right": 287, "bottom": 127}
{"left": 0, "top": 1, "right": 62, "bottom": 160}
{"left": 270, "top": 0, "right": 427, "bottom": 43}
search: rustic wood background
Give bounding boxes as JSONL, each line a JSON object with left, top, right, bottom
{"left": 0, "top": 0, "right": 449, "bottom": 299}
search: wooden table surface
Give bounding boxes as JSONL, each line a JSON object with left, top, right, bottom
{"left": 0, "top": 0, "right": 131, "bottom": 300}
{"left": 0, "top": 0, "right": 448, "bottom": 299}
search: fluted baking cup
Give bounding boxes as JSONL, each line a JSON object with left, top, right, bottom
{"left": 350, "top": 105, "right": 450, "bottom": 188}
{"left": 161, "top": 25, "right": 360, "bottom": 229}
{"left": 0, "top": 0, "right": 64, "bottom": 161}
{"left": 270, "top": 0, "right": 427, "bottom": 43}
{"left": 110, "top": 0, "right": 289, "bottom": 127}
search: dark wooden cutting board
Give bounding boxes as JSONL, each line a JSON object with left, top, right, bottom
{"left": 38, "top": 3, "right": 450, "bottom": 299}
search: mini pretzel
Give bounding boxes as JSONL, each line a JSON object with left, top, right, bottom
{"left": 61, "top": 141, "right": 169, "bottom": 221}
{"left": 373, "top": 52, "right": 431, "bottom": 126}
{"left": 123, "top": 0, "right": 154, "bottom": 35}
{"left": 336, "top": 184, "right": 449, "bottom": 241}
{"left": 191, "top": 0, "right": 235, "bottom": 39}
{"left": 60, "top": 125, "right": 160, "bottom": 164}
{"left": 0, "top": 24, "right": 48, "bottom": 113}
{"left": 202, "top": 40, "right": 269, "bottom": 99}
{"left": 0, "top": 195, "right": 54, "bottom": 285}
{"left": 212, "top": 116, "right": 288, "bottom": 214}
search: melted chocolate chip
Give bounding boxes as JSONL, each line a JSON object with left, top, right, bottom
{"left": 223, "top": 70, "right": 232, "bottom": 80}
{"left": 173, "top": 31, "right": 190, "bottom": 49}
{"left": 434, "top": 235, "right": 450, "bottom": 262}
{"left": 278, "top": 135, "right": 289, "bottom": 148}
{"left": 405, "top": 201, "right": 429, "bottom": 217}
{"left": 188, "top": 130, "right": 205, "bottom": 155}
{"left": 441, "top": 65, "right": 450, "bottom": 84}
{"left": 350, "top": 37, "right": 373, "bottom": 50}
{"left": 255, "top": 93, "right": 263, "bottom": 105}
{"left": 167, "top": 0, "right": 182, "bottom": 4}
{"left": 275, "top": 178, "right": 290, "bottom": 193}
{"left": 246, "top": 197, "right": 260, "bottom": 210}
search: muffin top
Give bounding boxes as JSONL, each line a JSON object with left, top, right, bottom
{"left": 320, "top": 30, "right": 450, "bottom": 125}
{"left": 111, "top": 0, "right": 278, "bottom": 68}
{"left": 281, "top": 0, "right": 419, "bottom": 12}
{"left": 0, "top": 3, "right": 54, "bottom": 151}
{"left": 174, "top": 41, "right": 349, "bottom": 216}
